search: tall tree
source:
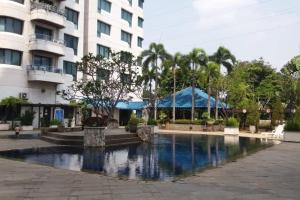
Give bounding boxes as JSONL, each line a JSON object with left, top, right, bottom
{"left": 64, "top": 52, "right": 141, "bottom": 126}
{"left": 210, "top": 46, "right": 236, "bottom": 74}
{"left": 200, "top": 61, "right": 220, "bottom": 118}
{"left": 141, "top": 43, "right": 171, "bottom": 120}
{"left": 188, "top": 48, "right": 207, "bottom": 121}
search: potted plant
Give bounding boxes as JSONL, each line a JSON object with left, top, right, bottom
{"left": 158, "top": 111, "right": 168, "bottom": 129}
{"left": 128, "top": 113, "right": 139, "bottom": 133}
{"left": 224, "top": 117, "right": 240, "bottom": 135}
{"left": 49, "top": 119, "right": 63, "bottom": 128}
{"left": 246, "top": 101, "right": 260, "bottom": 134}
{"left": 20, "top": 110, "right": 35, "bottom": 131}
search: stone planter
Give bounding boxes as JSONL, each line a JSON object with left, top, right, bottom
{"left": 0, "top": 123, "right": 10, "bottom": 131}
{"left": 40, "top": 127, "right": 49, "bottom": 135}
{"left": 249, "top": 125, "right": 256, "bottom": 134}
{"left": 21, "top": 125, "right": 33, "bottom": 131}
{"left": 284, "top": 132, "right": 300, "bottom": 143}
{"left": 224, "top": 127, "right": 239, "bottom": 135}
{"left": 129, "top": 124, "right": 137, "bottom": 133}
{"left": 84, "top": 127, "right": 106, "bottom": 147}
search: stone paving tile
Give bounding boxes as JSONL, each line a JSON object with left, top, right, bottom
{"left": 0, "top": 137, "right": 299, "bottom": 199}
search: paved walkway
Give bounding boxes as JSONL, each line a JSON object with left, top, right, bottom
{"left": 0, "top": 135, "right": 299, "bottom": 199}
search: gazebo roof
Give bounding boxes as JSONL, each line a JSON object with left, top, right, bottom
{"left": 157, "top": 87, "right": 226, "bottom": 109}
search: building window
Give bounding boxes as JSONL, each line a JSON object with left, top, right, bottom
{"left": 10, "top": 0, "right": 24, "bottom": 4}
{"left": 65, "top": 7, "right": 79, "bottom": 29}
{"left": 121, "top": 30, "right": 132, "bottom": 46}
{"left": 137, "top": 37, "right": 143, "bottom": 48}
{"left": 138, "top": 17, "right": 143, "bottom": 28}
{"left": 63, "top": 61, "right": 77, "bottom": 81}
{"left": 33, "top": 55, "right": 52, "bottom": 71}
{"left": 97, "top": 44, "right": 110, "bottom": 58}
{"left": 98, "top": 0, "right": 111, "bottom": 13}
{"left": 64, "top": 34, "right": 78, "bottom": 55}
{"left": 75, "top": 0, "right": 79, "bottom": 3}
{"left": 0, "top": 16, "right": 23, "bottom": 35}
{"left": 97, "top": 68, "right": 110, "bottom": 81}
{"left": 0, "top": 49, "right": 22, "bottom": 66}
{"left": 127, "top": 0, "right": 132, "bottom": 6}
{"left": 97, "top": 20, "right": 111, "bottom": 37}
{"left": 138, "top": 0, "right": 144, "bottom": 8}
{"left": 121, "top": 9, "right": 132, "bottom": 27}
{"left": 35, "top": 26, "right": 52, "bottom": 40}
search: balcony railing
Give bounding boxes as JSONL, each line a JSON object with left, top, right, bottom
{"left": 29, "top": 34, "right": 64, "bottom": 45}
{"left": 30, "top": 2, "right": 66, "bottom": 17}
{"left": 27, "top": 65, "right": 63, "bottom": 74}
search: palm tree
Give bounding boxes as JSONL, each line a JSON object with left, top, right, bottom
{"left": 210, "top": 46, "right": 236, "bottom": 74}
{"left": 188, "top": 48, "right": 207, "bottom": 121}
{"left": 200, "top": 61, "right": 220, "bottom": 118}
{"left": 168, "top": 53, "right": 183, "bottom": 123}
{"left": 141, "top": 43, "right": 171, "bottom": 120}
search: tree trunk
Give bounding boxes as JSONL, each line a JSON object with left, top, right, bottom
{"left": 207, "top": 82, "right": 211, "bottom": 118}
{"left": 172, "top": 65, "right": 176, "bottom": 123}
{"left": 215, "top": 91, "right": 219, "bottom": 120}
{"left": 191, "top": 63, "right": 195, "bottom": 121}
{"left": 154, "top": 57, "right": 158, "bottom": 120}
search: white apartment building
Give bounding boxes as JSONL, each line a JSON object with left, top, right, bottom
{"left": 0, "top": 0, "right": 144, "bottom": 128}
{"left": 84, "top": 0, "right": 144, "bottom": 58}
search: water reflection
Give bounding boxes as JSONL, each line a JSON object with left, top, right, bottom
{"left": 0, "top": 135, "right": 273, "bottom": 181}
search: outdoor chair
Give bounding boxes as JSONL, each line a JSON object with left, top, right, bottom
{"left": 262, "top": 124, "right": 285, "bottom": 138}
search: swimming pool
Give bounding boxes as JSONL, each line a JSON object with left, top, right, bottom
{"left": 0, "top": 135, "right": 273, "bottom": 181}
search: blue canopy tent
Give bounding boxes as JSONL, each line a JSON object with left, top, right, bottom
{"left": 157, "top": 87, "right": 226, "bottom": 109}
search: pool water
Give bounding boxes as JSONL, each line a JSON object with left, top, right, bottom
{"left": 0, "top": 135, "right": 273, "bottom": 181}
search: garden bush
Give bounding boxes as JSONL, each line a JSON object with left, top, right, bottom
{"left": 226, "top": 117, "right": 240, "bottom": 127}
{"left": 20, "top": 110, "right": 35, "bottom": 126}
{"left": 147, "top": 119, "right": 157, "bottom": 126}
{"left": 285, "top": 118, "right": 300, "bottom": 131}
{"left": 49, "top": 119, "right": 63, "bottom": 126}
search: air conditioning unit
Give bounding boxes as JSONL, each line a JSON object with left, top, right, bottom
{"left": 19, "top": 92, "right": 28, "bottom": 100}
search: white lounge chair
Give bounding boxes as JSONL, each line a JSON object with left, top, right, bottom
{"left": 262, "top": 124, "right": 285, "bottom": 138}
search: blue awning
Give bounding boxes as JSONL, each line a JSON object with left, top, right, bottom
{"left": 116, "top": 101, "right": 147, "bottom": 110}
{"left": 157, "top": 87, "right": 226, "bottom": 109}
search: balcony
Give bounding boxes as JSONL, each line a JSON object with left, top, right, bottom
{"left": 30, "top": 2, "right": 66, "bottom": 28}
{"left": 27, "top": 65, "right": 73, "bottom": 84}
{"left": 29, "top": 34, "right": 65, "bottom": 56}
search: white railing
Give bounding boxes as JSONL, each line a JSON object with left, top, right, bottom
{"left": 30, "top": 2, "right": 66, "bottom": 17}
{"left": 27, "top": 65, "right": 63, "bottom": 74}
{"left": 29, "top": 34, "right": 64, "bottom": 45}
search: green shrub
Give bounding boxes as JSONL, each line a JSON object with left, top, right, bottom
{"left": 158, "top": 111, "right": 169, "bottom": 124}
{"left": 285, "top": 118, "right": 300, "bottom": 131}
{"left": 173, "top": 119, "right": 202, "bottom": 125}
{"left": 50, "top": 119, "right": 63, "bottom": 126}
{"left": 214, "top": 119, "right": 224, "bottom": 125}
{"left": 226, "top": 117, "right": 239, "bottom": 127}
{"left": 20, "top": 110, "right": 35, "bottom": 126}
{"left": 147, "top": 119, "right": 157, "bottom": 126}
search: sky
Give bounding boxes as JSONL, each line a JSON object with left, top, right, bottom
{"left": 143, "top": 0, "right": 300, "bottom": 70}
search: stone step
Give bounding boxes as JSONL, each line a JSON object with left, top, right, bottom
{"left": 106, "top": 137, "right": 141, "bottom": 146}
{"left": 41, "top": 136, "right": 83, "bottom": 146}
{"left": 43, "top": 132, "right": 83, "bottom": 140}
{"left": 106, "top": 133, "right": 139, "bottom": 140}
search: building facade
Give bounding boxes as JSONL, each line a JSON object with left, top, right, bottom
{"left": 0, "top": 0, "right": 144, "bottom": 128}
{"left": 84, "top": 0, "right": 144, "bottom": 57}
